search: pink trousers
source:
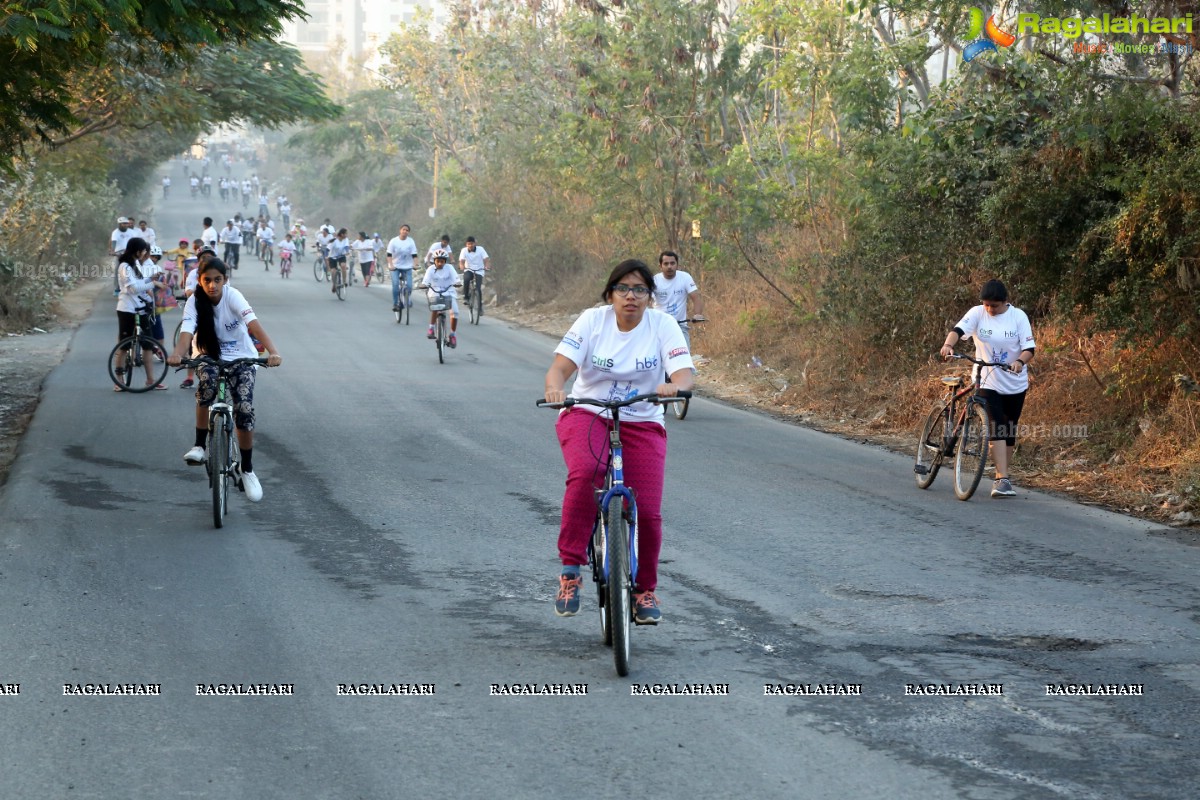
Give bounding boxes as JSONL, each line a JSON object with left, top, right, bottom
{"left": 555, "top": 409, "right": 667, "bottom": 592}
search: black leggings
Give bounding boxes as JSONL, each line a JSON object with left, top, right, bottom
{"left": 976, "top": 389, "right": 1026, "bottom": 446}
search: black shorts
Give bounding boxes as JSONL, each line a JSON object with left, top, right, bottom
{"left": 976, "top": 389, "right": 1026, "bottom": 446}
{"left": 117, "top": 310, "right": 148, "bottom": 340}
{"left": 360, "top": 261, "right": 374, "bottom": 276}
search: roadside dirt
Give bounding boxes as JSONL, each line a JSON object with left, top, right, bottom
{"left": 0, "top": 279, "right": 102, "bottom": 488}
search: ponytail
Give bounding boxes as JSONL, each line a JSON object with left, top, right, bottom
{"left": 192, "top": 259, "right": 228, "bottom": 357}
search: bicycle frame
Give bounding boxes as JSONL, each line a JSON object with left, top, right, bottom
{"left": 595, "top": 416, "right": 639, "bottom": 588}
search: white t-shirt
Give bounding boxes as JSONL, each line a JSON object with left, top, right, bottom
{"left": 111, "top": 227, "right": 135, "bottom": 255}
{"left": 353, "top": 239, "right": 376, "bottom": 264}
{"left": 554, "top": 306, "right": 694, "bottom": 424}
{"left": 201, "top": 226, "right": 218, "bottom": 249}
{"left": 387, "top": 236, "right": 419, "bottom": 269}
{"left": 421, "top": 264, "right": 459, "bottom": 295}
{"left": 181, "top": 286, "right": 259, "bottom": 360}
{"left": 279, "top": 240, "right": 297, "bottom": 259}
{"left": 116, "top": 261, "right": 154, "bottom": 314}
{"left": 257, "top": 226, "right": 274, "bottom": 245}
{"left": 954, "top": 303, "right": 1035, "bottom": 394}
{"left": 328, "top": 238, "right": 351, "bottom": 259}
{"left": 218, "top": 226, "right": 240, "bottom": 245}
{"left": 652, "top": 271, "right": 698, "bottom": 322}
{"left": 459, "top": 245, "right": 489, "bottom": 274}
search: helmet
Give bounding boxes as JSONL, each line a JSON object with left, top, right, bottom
{"left": 371, "top": 232, "right": 379, "bottom": 238}
{"left": 179, "top": 238, "right": 189, "bottom": 245}
{"left": 149, "top": 245, "right": 163, "bottom": 257}
{"left": 117, "top": 216, "right": 130, "bottom": 224}
{"left": 433, "top": 248, "right": 451, "bottom": 261}
{"left": 198, "top": 245, "right": 217, "bottom": 255}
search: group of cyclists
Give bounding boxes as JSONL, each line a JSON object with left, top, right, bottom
{"left": 120, "top": 175, "right": 1036, "bottom": 636}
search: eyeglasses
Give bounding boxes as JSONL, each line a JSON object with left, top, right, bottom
{"left": 612, "top": 284, "right": 650, "bottom": 298}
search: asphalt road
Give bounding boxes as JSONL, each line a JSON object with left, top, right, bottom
{"left": 0, "top": 185, "right": 1196, "bottom": 799}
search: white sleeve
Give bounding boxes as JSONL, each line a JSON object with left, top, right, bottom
{"left": 1018, "top": 309, "right": 1035, "bottom": 350}
{"left": 954, "top": 306, "right": 981, "bottom": 338}
{"left": 227, "top": 288, "right": 258, "bottom": 326}
{"left": 659, "top": 314, "right": 694, "bottom": 374}
{"left": 180, "top": 294, "right": 199, "bottom": 335}
{"left": 553, "top": 309, "right": 595, "bottom": 368}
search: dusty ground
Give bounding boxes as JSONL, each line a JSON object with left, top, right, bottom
{"left": 0, "top": 279, "right": 102, "bottom": 488}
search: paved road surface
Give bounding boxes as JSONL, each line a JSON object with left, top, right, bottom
{"left": 0, "top": 184, "right": 1196, "bottom": 798}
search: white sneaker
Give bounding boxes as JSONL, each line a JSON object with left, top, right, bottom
{"left": 183, "top": 446, "right": 206, "bottom": 465}
{"left": 240, "top": 471, "right": 263, "bottom": 502}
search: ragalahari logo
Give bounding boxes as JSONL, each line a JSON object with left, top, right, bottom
{"left": 964, "top": 8, "right": 1017, "bottom": 62}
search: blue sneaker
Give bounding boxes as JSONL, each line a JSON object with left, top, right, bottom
{"left": 554, "top": 573, "right": 582, "bottom": 617}
{"left": 634, "top": 591, "right": 662, "bottom": 625}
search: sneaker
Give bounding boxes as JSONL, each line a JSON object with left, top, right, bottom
{"left": 183, "top": 446, "right": 206, "bottom": 465}
{"left": 554, "top": 573, "right": 583, "bottom": 617}
{"left": 634, "top": 591, "right": 662, "bottom": 625}
{"left": 448, "top": 333, "right": 457, "bottom": 348}
{"left": 179, "top": 378, "right": 194, "bottom": 389}
{"left": 238, "top": 470, "right": 263, "bottom": 502}
{"left": 991, "top": 478, "right": 1016, "bottom": 498}
{"left": 392, "top": 305, "right": 399, "bottom": 312}
{"left": 427, "top": 327, "right": 436, "bottom": 340}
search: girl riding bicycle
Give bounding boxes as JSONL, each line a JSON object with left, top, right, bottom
{"left": 543, "top": 259, "right": 694, "bottom": 624}
{"left": 168, "top": 259, "right": 283, "bottom": 503}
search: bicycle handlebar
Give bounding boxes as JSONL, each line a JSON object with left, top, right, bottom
{"left": 177, "top": 356, "right": 270, "bottom": 371}
{"left": 536, "top": 391, "right": 692, "bottom": 410}
{"left": 949, "top": 353, "right": 1010, "bottom": 369}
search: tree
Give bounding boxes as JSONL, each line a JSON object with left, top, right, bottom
{"left": 0, "top": 0, "right": 307, "bottom": 162}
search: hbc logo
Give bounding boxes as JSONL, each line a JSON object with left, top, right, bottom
{"left": 635, "top": 356, "right": 659, "bottom": 371}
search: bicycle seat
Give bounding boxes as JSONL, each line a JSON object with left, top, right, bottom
{"left": 940, "top": 376, "right": 964, "bottom": 387}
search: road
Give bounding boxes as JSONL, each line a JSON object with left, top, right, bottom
{"left": 0, "top": 184, "right": 1196, "bottom": 799}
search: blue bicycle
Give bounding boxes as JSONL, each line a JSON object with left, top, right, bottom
{"left": 537, "top": 390, "right": 690, "bottom": 676}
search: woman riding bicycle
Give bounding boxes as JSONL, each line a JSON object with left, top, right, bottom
{"left": 939, "top": 279, "right": 1036, "bottom": 498}
{"left": 543, "top": 259, "right": 694, "bottom": 624}
{"left": 420, "top": 248, "right": 460, "bottom": 348}
{"left": 168, "top": 259, "right": 283, "bottom": 503}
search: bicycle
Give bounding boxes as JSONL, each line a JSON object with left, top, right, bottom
{"left": 279, "top": 250, "right": 292, "bottom": 278}
{"left": 665, "top": 318, "right": 705, "bottom": 420}
{"left": 313, "top": 251, "right": 327, "bottom": 282}
{"left": 463, "top": 272, "right": 484, "bottom": 325}
{"left": 536, "top": 390, "right": 691, "bottom": 676}
{"left": 108, "top": 310, "right": 168, "bottom": 392}
{"left": 261, "top": 242, "right": 274, "bottom": 268}
{"left": 331, "top": 259, "right": 347, "bottom": 300}
{"left": 177, "top": 355, "right": 269, "bottom": 528}
{"left": 913, "top": 353, "right": 1008, "bottom": 500}
{"left": 418, "top": 282, "right": 461, "bottom": 363}
{"left": 391, "top": 269, "right": 413, "bottom": 325}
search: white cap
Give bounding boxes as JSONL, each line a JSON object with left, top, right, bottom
{"left": 117, "top": 216, "right": 130, "bottom": 224}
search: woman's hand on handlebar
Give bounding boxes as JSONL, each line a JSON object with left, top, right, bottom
{"left": 939, "top": 344, "right": 955, "bottom": 359}
{"left": 655, "top": 383, "right": 679, "bottom": 398}
{"left": 266, "top": 353, "right": 283, "bottom": 367}
{"left": 543, "top": 388, "right": 568, "bottom": 405}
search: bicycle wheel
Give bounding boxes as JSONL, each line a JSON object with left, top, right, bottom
{"left": 914, "top": 402, "right": 949, "bottom": 490}
{"left": 672, "top": 395, "right": 690, "bottom": 420}
{"left": 435, "top": 315, "right": 445, "bottom": 363}
{"left": 403, "top": 289, "right": 411, "bottom": 325}
{"left": 467, "top": 288, "right": 478, "bottom": 325}
{"left": 172, "top": 319, "right": 183, "bottom": 348}
{"left": 107, "top": 338, "right": 135, "bottom": 391}
{"left": 473, "top": 285, "right": 482, "bottom": 324}
{"left": 954, "top": 401, "right": 991, "bottom": 501}
{"left": 314, "top": 257, "right": 324, "bottom": 282}
{"left": 591, "top": 514, "right": 613, "bottom": 647}
{"left": 607, "top": 499, "right": 632, "bottom": 676}
{"left": 335, "top": 271, "right": 346, "bottom": 301}
{"left": 210, "top": 415, "right": 228, "bottom": 528}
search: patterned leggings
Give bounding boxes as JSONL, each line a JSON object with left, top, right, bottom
{"left": 196, "top": 363, "right": 257, "bottom": 431}
{"left": 555, "top": 409, "right": 667, "bottom": 592}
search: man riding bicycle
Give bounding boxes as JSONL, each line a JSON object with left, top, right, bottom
{"left": 386, "top": 223, "right": 420, "bottom": 312}
{"left": 458, "top": 236, "right": 490, "bottom": 317}
{"left": 651, "top": 250, "right": 706, "bottom": 350}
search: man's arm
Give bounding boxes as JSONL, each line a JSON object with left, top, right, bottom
{"left": 687, "top": 289, "right": 705, "bottom": 318}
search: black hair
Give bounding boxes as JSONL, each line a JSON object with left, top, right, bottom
{"left": 602, "top": 259, "right": 655, "bottom": 303}
{"left": 659, "top": 250, "right": 678, "bottom": 265}
{"left": 192, "top": 259, "right": 229, "bottom": 358}
{"left": 203, "top": 217, "right": 213, "bottom": 227}
{"left": 440, "top": 234, "right": 450, "bottom": 242}
{"left": 118, "top": 237, "right": 149, "bottom": 268}
{"left": 980, "top": 280, "right": 1009, "bottom": 302}
{"left": 465, "top": 236, "right": 476, "bottom": 243}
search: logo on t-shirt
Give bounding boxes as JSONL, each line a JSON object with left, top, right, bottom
{"left": 224, "top": 319, "right": 241, "bottom": 332}
{"left": 560, "top": 332, "right": 583, "bottom": 350}
{"left": 635, "top": 355, "right": 659, "bottom": 371}
{"left": 591, "top": 355, "right": 614, "bottom": 371}
{"left": 669, "top": 347, "right": 689, "bottom": 358}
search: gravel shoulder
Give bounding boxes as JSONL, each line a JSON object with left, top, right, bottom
{"left": 0, "top": 279, "right": 104, "bottom": 488}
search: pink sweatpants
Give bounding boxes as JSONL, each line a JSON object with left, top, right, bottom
{"left": 555, "top": 408, "right": 667, "bottom": 592}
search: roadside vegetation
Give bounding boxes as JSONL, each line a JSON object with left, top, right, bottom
{"left": 5, "top": 0, "right": 1199, "bottom": 522}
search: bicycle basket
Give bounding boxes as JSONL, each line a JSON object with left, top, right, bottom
{"left": 427, "top": 297, "right": 449, "bottom": 312}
